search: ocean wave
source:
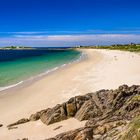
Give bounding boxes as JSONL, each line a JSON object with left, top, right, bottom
{"left": 0, "top": 51, "right": 87, "bottom": 92}
{"left": 0, "top": 81, "right": 23, "bottom": 92}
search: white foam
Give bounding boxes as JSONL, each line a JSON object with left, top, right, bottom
{"left": 0, "top": 81, "right": 23, "bottom": 92}
{"left": 0, "top": 51, "right": 87, "bottom": 92}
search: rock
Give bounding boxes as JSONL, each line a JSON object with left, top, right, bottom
{"left": 125, "top": 95, "right": 140, "bottom": 112}
{"left": 118, "top": 84, "right": 129, "bottom": 91}
{"left": 29, "top": 113, "right": 40, "bottom": 121}
{"left": 116, "top": 120, "right": 127, "bottom": 126}
{"left": 53, "top": 125, "right": 63, "bottom": 130}
{"left": 93, "top": 134, "right": 101, "bottom": 139}
{"left": 66, "top": 97, "right": 77, "bottom": 117}
{"left": 7, "top": 118, "right": 29, "bottom": 127}
{"left": 75, "top": 100, "right": 102, "bottom": 121}
{"left": 0, "top": 124, "right": 3, "bottom": 127}
{"left": 40, "top": 104, "right": 67, "bottom": 125}
{"left": 46, "top": 127, "right": 93, "bottom": 140}
{"left": 75, "top": 95, "right": 92, "bottom": 110}
{"left": 40, "top": 95, "right": 92, "bottom": 125}
{"left": 55, "top": 128, "right": 82, "bottom": 140}
{"left": 85, "top": 119, "right": 97, "bottom": 127}
{"left": 74, "top": 127, "right": 93, "bottom": 140}
{"left": 93, "top": 125, "right": 107, "bottom": 135}
{"left": 119, "top": 116, "right": 140, "bottom": 140}
{"left": 45, "top": 85, "right": 140, "bottom": 140}
{"left": 29, "top": 109, "right": 48, "bottom": 121}
{"left": 8, "top": 85, "right": 140, "bottom": 140}
{"left": 29, "top": 112, "right": 41, "bottom": 121}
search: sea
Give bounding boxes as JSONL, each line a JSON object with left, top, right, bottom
{"left": 0, "top": 48, "right": 82, "bottom": 91}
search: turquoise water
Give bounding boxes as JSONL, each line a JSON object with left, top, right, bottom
{"left": 0, "top": 50, "right": 81, "bottom": 87}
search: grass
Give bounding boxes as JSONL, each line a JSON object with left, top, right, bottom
{"left": 120, "top": 116, "right": 140, "bottom": 140}
{"left": 76, "top": 44, "right": 140, "bottom": 52}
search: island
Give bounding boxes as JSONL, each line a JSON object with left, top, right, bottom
{"left": 0, "top": 46, "right": 33, "bottom": 50}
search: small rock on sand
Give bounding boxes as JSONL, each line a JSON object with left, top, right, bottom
{"left": 53, "top": 125, "right": 63, "bottom": 130}
{"left": 0, "top": 124, "right": 3, "bottom": 127}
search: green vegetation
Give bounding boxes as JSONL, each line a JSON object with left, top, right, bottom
{"left": 120, "top": 116, "right": 140, "bottom": 140}
{"left": 75, "top": 43, "right": 140, "bottom": 52}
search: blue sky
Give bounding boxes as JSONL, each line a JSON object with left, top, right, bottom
{"left": 0, "top": 0, "right": 140, "bottom": 47}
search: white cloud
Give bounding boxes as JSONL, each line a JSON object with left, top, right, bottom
{"left": 0, "top": 34, "right": 140, "bottom": 47}
{"left": 1, "top": 28, "right": 140, "bottom": 35}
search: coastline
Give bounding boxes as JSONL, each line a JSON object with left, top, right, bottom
{"left": 0, "top": 49, "right": 85, "bottom": 93}
{"left": 0, "top": 49, "right": 140, "bottom": 139}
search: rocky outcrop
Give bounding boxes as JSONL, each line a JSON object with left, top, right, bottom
{"left": 40, "top": 105, "right": 67, "bottom": 125}
{"left": 75, "top": 99, "right": 102, "bottom": 121}
{"left": 46, "top": 127, "right": 93, "bottom": 140}
{"left": 29, "top": 109, "right": 48, "bottom": 121}
{"left": 45, "top": 85, "right": 140, "bottom": 139}
{"left": 7, "top": 85, "right": 140, "bottom": 139}
{"left": 40, "top": 85, "right": 140, "bottom": 126}
{"left": 40, "top": 95, "right": 91, "bottom": 125}
{"left": 7, "top": 118, "right": 29, "bottom": 128}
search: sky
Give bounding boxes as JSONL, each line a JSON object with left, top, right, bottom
{"left": 0, "top": 0, "right": 140, "bottom": 47}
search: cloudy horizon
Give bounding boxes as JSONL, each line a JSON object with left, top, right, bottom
{"left": 0, "top": 0, "right": 140, "bottom": 47}
{"left": 0, "top": 32, "right": 140, "bottom": 47}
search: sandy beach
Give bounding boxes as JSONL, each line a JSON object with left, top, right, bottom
{"left": 0, "top": 49, "right": 140, "bottom": 140}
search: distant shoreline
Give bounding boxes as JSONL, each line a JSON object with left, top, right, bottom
{"left": 0, "top": 46, "right": 73, "bottom": 50}
{"left": 74, "top": 43, "right": 140, "bottom": 52}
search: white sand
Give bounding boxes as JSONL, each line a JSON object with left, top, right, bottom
{"left": 0, "top": 49, "right": 140, "bottom": 140}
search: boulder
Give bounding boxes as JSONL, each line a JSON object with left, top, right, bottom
{"left": 46, "top": 127, "right": 93, "bottom": 140}
{"left": 29, "top": 113, "right": 40, "bottom": 121}
{"left": 29, "top": 109, "right": 47, "bottom": 121}
{"left": 93, "top": 125, "right": 107, "bottom": 135}
{"left": 66, "top": 97, "right": 77, "bottom": 117}
{"left": 75, "top": 95, "right": 92, "bottom": 110}
{"left": 7, "top": 118, "right": 29, "bottom": 127}
{"left": 40, "top": 104, "right": 67, "bottom": 125}
{"left": 40, "top": 95, "right": 92, "bottom": 125}
{"left": 75, "top": 100, "right": 102, "bottom": 121}
{"left": 74, "top": 127, "right": 93, "bottom": 140}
